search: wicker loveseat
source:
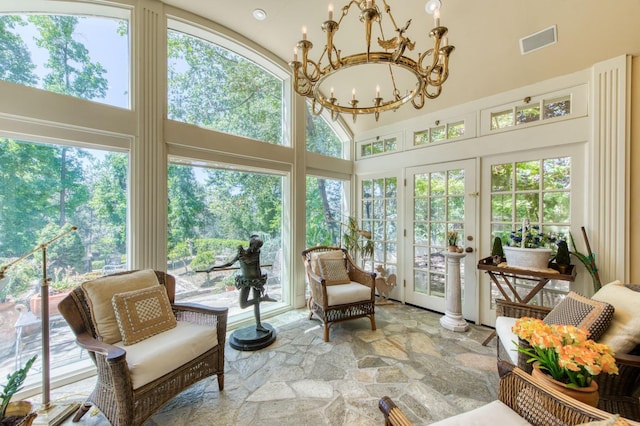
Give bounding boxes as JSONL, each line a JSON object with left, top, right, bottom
{"left": 58, "top": 269, "right": 228, "bottom": 426}
{"left": 301, "top": 246, "right": 376, "bottom": 342}
{"left": 495, "top": 281, "right": 640, "bottom": 421}
{"left": 379, "top": 361, "right": 640, "bottom": 425}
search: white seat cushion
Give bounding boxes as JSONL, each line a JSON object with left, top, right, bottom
{"left": 495, "top": 316, "right": 519, "bottom": 364}
{"left": 115, "top": 321, "right": 218, "bottom": 389}
{"left": 326, "top": 282, "right": 371, "bottom": 306}
{"left": 429, "top": 400, "right": 531, "bottom": 425}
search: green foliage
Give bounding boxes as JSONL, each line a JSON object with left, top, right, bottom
{"left": 35, "top": 223, "right": 84, "bottom": 275}
{"left": 0, "top": 355, "right": 36, "bottom": 418}
{"left": 167, "top": 31, "right": 282, "bottom": 144}
{"left": 0, "top": 261, "right": 35, "bottom": 303}
{"left": 569, "top": 232, "right": 601, "bottom": 292}
{"left": 190, "top": 251, "right": 215, "bottom": 272}
{"left": 555, "top": 240, "right": 571, "bottom": 265}
{"left": 343, "top": 216, "right": 373, "bottom": 262}
{"left": 29, "top": 15, "right": 107, "bottom": 100}
{"left": 168, "top": 165, "right": 205, "bottom": 249}
{"left": 0, "top": 16, "right": 37, "bottom": 85}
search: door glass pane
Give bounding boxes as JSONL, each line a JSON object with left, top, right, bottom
{"left": 360, "top": 177, "right": 398, "bottom": 274}
{"left": 412, "top": 166, "right": 467, "bottom": 299}
{"left": 491, "top": 164, "right": 513, "bottom": 191}
{"left": 543, "top": 157, "right": 571, "bottom": 190}
{"left": 515, "top": 161, "right": 541, "bottom": 190}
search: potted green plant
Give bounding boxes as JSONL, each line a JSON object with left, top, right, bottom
{"left": 1, "top": 355, "right": 37, "bottom": 426}
{"left": 491, "top": 236, "right": 504, "bottom": 264}
{"left": 554, "top": 240, "right": 571, "bottom": 274}
{"left": 342, "top": 216, "right": 373, "bottom": 264}
{"left": 447, "top": 231, "right": 459, "bottom": 252}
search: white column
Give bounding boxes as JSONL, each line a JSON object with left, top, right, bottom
{"left": 440, "top": 251, "right": 469, "bottom": 332}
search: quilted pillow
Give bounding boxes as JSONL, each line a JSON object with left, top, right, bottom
{"left": 318, "top": 257, "right": 351, "bottom": 285}
{"left": 81, "top": 269, "right": 160, "bottom": 344}
{"left": 112, "top": 285, "right": 177, "bottom": 345}
{"left": 592, "top": 280, "right": 640, "bottom": 353}
{"left": 543, "top": 291, "right": 614, "bottom": 341}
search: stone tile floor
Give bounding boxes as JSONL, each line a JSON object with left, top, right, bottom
{"left": 34, "top": 303, "right": 499, "bottom": 425}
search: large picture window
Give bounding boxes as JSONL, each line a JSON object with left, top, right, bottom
{"left": 167, "top": 161, "right": 285, "bottom": 318}
{"left": 0, "top": 137, "right": 128, "bottom": 387}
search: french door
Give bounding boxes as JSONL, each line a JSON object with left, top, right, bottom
{"left": 404, "top": 159, "right": 478, "bottom": 321}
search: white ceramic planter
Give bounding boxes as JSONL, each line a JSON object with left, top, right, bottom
{"left": 504, "top": 247, "right": 552, "bottom": 271}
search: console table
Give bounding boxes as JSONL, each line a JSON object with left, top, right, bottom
{"left": 478, "top": 257, "right": 576, "bottom": 345}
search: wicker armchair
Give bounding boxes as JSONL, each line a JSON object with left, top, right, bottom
{"left": 301, "top": 246, "right": 376, "bottom": 342}
{"left": 496, "top": 298, "right": 640, "bottom": 421}
{"left": 379, "top": 361, "right": 640, "bottom": 425}
{"left": 58, "top": 270, "right": 227, "bottom": 426}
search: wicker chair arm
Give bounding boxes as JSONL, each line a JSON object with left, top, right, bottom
{"left": 172, "top": 302, "right": 228, "bottom": 317}
{"left": 75, "top": 332, "right": 126, "bottom": 362}
{"left": 378, "top": 396, "right": 412, "bottom": 426}
{"left": 496, "top": 298, "right": 552, "bottom": 319}
{"left": 305, "top": 269, "right": 327, "bottom": 306}
{"left": 497, "top": 360, "right": 633, "bottom": 424}
{"left": 345, "top": 256, "right": 376, "bottom": 288}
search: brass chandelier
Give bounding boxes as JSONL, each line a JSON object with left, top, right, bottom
{"left": 289, "top": 0, "right": 454, "bottom": 122}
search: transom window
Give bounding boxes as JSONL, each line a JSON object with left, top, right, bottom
{"left": 360, "top": 137, "right": 398, "bottom": 158}
{"left": 167, "top": 28, "right": 284, "bottom": 145}
{"left": 414, "top": 120, "right": 465, "bottom": 146}
{"left": 0, "top": 13, "right": 130, "bottom": 108}
{"left": 490, "top": 95, "right": 571, "bottom": 130}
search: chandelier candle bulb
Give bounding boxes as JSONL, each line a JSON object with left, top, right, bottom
{"left": 302, "top": 26, "right": 307, "bottom": 40}
{"left": 293, "top": 47, "right": 298, "bottom": 61}
{"left": 433, "top": 8, "right": 440, "bottom": 27}
{"left": 352, "top": 88, "right": 356, "bottom": 100}
{"left": 328, "top": 3, "right": 333, "bottom": 20}
{"left": 376, "top": 85, "right": 380, "bottom": 98}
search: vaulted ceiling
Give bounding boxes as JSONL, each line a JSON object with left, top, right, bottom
{"left": 162, "top": 0, "right": 640, "bottom": 135}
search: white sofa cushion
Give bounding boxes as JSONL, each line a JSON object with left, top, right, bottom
{"left": 495, "top": 316, "right": 519, "bottom": 364}
{"left": 115, "top": 320, "right": 218, "bottom": 389}
{"left": 430, "top": 400, "right": 531, "bottom": 425}
{"left": 326, "top": 282, "right": 371, "bottom": 306}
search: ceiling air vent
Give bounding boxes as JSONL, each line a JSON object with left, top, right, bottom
{"left": 519, "top": 25, "right": 557, "bottom": 55}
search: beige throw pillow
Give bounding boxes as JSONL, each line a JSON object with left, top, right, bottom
{"left": 112, "top": 286, "right": 177, "bottom": 345}
{"left": 592, "top": 280, "right": 640, "bottom": 353}
{"left": 318, "top": 257, "right": 351, "bottom": 285}
{"left": 310, "top": 250, "right": 344, "bottom": 276}
{"left": 81, "top": 269, "right": 160, "bottom": 343}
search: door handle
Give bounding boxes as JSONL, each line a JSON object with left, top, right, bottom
{"left": 465, "top": 247, "right": 473, "bottom": 253}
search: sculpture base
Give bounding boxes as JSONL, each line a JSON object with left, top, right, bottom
{"left": 440, "top": 312, "right": 469, "bottom": 332}
{"left": 229, "top": 323, "right": 276, "bottom": 351}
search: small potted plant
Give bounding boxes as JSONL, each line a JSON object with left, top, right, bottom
{"left": 491, "top": 236, "right": 504, "bottom": 265}
{"left": 554, "top": 240, "right": 571, "bottom": 274}
{"left": 1, "top": 355, "right": 37, "bottom": 426}
{"left": 447, "top": 231, "right": 459, "bottom": 252}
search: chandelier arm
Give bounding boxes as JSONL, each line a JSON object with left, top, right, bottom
{"left": 412, "top": 91, "right": 425, "bottom": 109}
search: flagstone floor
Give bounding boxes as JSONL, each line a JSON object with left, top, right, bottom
{"left": 35, "top": 303, "right": 499, "bottom": 425}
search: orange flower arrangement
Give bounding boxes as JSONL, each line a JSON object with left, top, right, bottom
{"left": 513, "top": 317, "right": 618, "bottom": 388}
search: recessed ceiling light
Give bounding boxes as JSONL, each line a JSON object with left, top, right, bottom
{"left": 253, "top": 9, "right": 267, "bottom": 21}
